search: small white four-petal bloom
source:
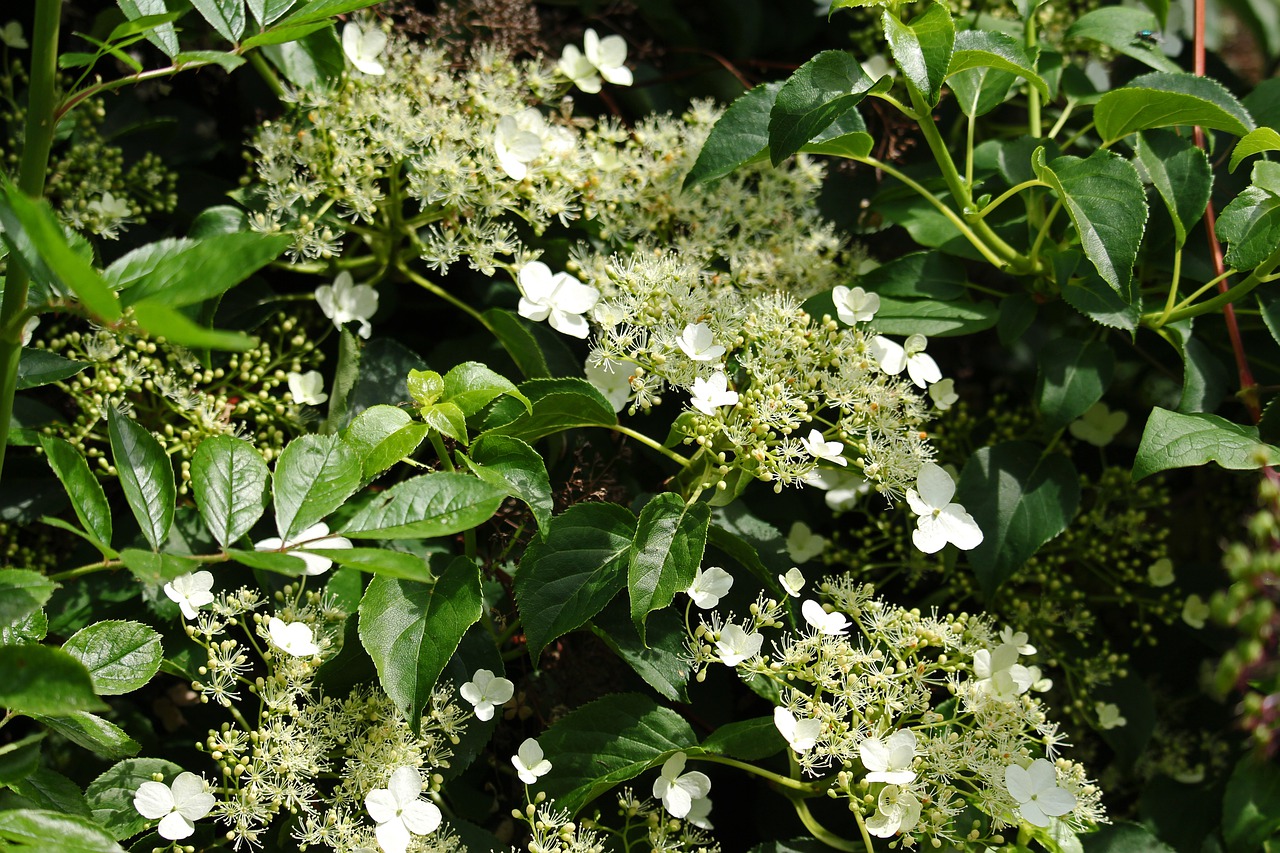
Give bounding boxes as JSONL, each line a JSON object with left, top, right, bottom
{"left": 778, "top": 567, "right": 806, "bottom": 597}
{"left": 267, "top": 617, "right": 321, "bottom": 658}
{"left": 773, "top": 707, "right": 822, "bottom": 753}
{"left": 652, "top": 752, "right": 710, "bottom": 819}
{"left": 676, "top": 323, "right": 726, "bottom": 362}
{"left": 859, "top": 730, "right": 917, "bottom": 784}
{"left": 831, "top": 285, "right": 880, "bottom": 325}
{"left": 686, "top": 566, "right": 733, "bottom": 609}
{"left": 512, "top": 738, "right": 553, "bottom": 784}
{"left": 801, "top": 599, "right": 849, "bottom": 635}
{"left": 341, "top": 21, "right": 387, "bottom": 76}
{"left": 517, "top": 261, "right": 599, "bottom": 339}
{"left": 316, "top": 272, "right": 379, "bottom": 339}
{"left": 287, "top": 370, "right": 328, "bottom": 406}
{"left": 689, "top": 372, "right": 739, "bottom": 416}
{"left": 1004, "top": 759, "right": 1077, "bottom": 827}
{"left": 585, "top": 358, "right": 635, "bottom": 413}
{"left": 163, "top": 571, "right": 215, "bottom": 620}
{"left": 459, "top": 668, "right": 515, "bottom": 722}
{"left": 133, "top": 771, "right": 215, "bottom": 841}
{"left": 905, "top": 462, "right": 983, "bottom": 554}
{"left": 365, "top": 766, "right": 442, "bottom": 853}
{"left": 865, "top": 784, "right": 922, "bottom": 838}
{"left": 716, "top": 624, "right": 763, "bottom": 666}
{"left": 871, "top": 334, "right": 941, "bottom": 388}
{"left": 558, "top": 28, "right": 633, "bottom": 94}
{"left": 786, "top": 521, "right": 827, "bottom": 564}
{"left": 800, "top": 429, "right": 846, "bottom": 466}
{"left": 493, "top": 109, "right": 545, "bottom": 181}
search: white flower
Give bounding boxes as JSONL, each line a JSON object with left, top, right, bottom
{"left": 973, "top": 642, "right": 1034, "bottom": 700}
{"left": 20, "top": 316, "right": 38, "bottom": 346}
{"left": 860, "top": 53, "right": 897, "bottom": 80}
{"left": 558, "top": 28, "right": 632, "bottom": 94}
{"left": 803, "top": 468, "right": 870, "bottom": 511}
{"left": 689, "top": 372, "right": 738, "bottom": 416}
{"left": 686, "top": 566, "right": 733, "bottom": 609}
{"left": 1182, "top": 594, "right": 1210, "bottom": 629}
{"left": 716, "top": 623, "right": 763, "bottom": 666}
{"left": 801, "top": 599, "right": 849, "bottom": 635}
{"left": 800, "top": 429, "right": 846, "bottom": 467}
{"left": 676, "top": 323, "right": 726, "bottom": 362}
{"left": 1004, "top": 759, "right": 1076, "bottom": 827}
{"left": 585, "top": 358, "right": 634, "bottom": 412}
{"left": 88, "top": 191, "right": 131, "bottom": 220}
{"left": 163, "top": 571, "right": 215, "bottom": 620}
{"left": 287, "top": 370, "right": 328, "bottom": 406}
{"left": 871, "top": 334, "right": 941, "bottom": 388}
{"left": 341, "top": 21, "right": 386, "bottom": 75}
{"left": 1148, "top": 557, "right": 1175, "bottom": 587}
{"left": 493, "top": 109, "right": 544, "bottom": 181}
{"left": 517, "top": 261, "right": 599, "bottom": 339}
{"left": 999, "top": 627, "right": 1037, "bottom": 656}
{"left": 779, "top": 567, "right": 805, "bottom": 597}
{"left": 773, "top": 707, "right": 821, "bottom": 753}
{"left": 686, "top": 795, "right": 713, "bottom": 830}
{"left": 133, "top": 772, "right": 215, "bottom": 841}
{"left": 831, "top": 285, "right": 879, "bottom": 325}
{"left": 1, "top": 21, "right": 28, "bottom": 49}
{"left": 1095, "top": 702, "right": 1127, "bottom": 730}
{"left": 512, "top": 738, "right": 552, "bottom": 784}
{"left": 864, "top": 784, "right": 922, "bottom": 838}
{"left": 459, "top": 668, "right": 515, "bottom": 722}
{"left": 365, "top": 766, "right": 441, "bottom": 853}
{"left": 316, "top": 272, "right": 378, "bottom": 339}
{"left": 652, "top": 752, "right": 710, "bottom": 819}
{"left": 786, "top": 521, "right": 827, "bottom": 563}
{"left": 859, "top": 730, "right": 917, "bottom": 784}
{"left": 928, "top": 378, "right": 958, "bottom": 410}
{"left": 267, "top": 617, "right": 321, "bottom": 657}
{"left": 1069, "top": 402, "right": 1128, "bottom": 446}
{"left": 1027, "top": 664, "right": 1053, "bottom": 692}
{"left": 254, "top": 521, "right": 353, "bottom": 576}
{"left": 905, "top": 462, "right": 983, "bottom": 553}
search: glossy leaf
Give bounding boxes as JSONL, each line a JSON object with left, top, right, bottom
{"left": 628, "top": 493, "right": 710, "bottom": 640}
{"left": 465, "top": 435, "right": 553, "bottom": 536}
{"left": 1095, "top": 73, "right": 1253, "bottom": 145}
{"left": 1134, "top": 129, "right": 1212, "bottom": 249}
{"left": 260, "top": 25, "right": 344, "bottom": 89}
{"left": 305, "top": 547, "right": 431, "bottom": 582}
{"left": 515, "top": 502, "right": 636, "bottom": 664}
{"left": 29, "top": 713, "right": 138, "bottom": 760}
{"left": 769, "top": 52, "right": 874, "bottom": 165}
{"left": 322, "top": 328, "right": 361, "bottom": 434}
{"left": 272, "top": 434, "right": 362, "bottom": 541}
{"left": 0, "top": 645, "right": 106, "bottom": 714}
{"left": 275, "top": 0, "right": 379, "bottom": 26}
{"left": 341, "top": 472, "right": 505, "bottom": 539}
{"left": 481, "top": 378, "right": 617, "bottom": 443}
{"left": 61, "top": 620, "right": 163, "bottom": 696}
{"left": 86, "top": 758, "right": 184, "bottom": 840}
{"left": 246, "top": 0, "right": 297, "bottom": 25}
{"left": 1230, "top": 127, "right": 1280, "bottom": 172}
{"left": 41, "top": 436, "right": 111, "bottom": 547}
{"left": 949, "top": 66, "right": 1016, "bottom": 118}
{"left": 1035, "top": 338, "right": 1116, "bottom": 429}
{"left": 442, "top": 361, "right": 531, "bottom": 417}
{"left": 1061, "top": 269, "right": 1140, "bottom": 332}
{"left": 107, "top": 409, "right": 174, "bottom": 551}
{"left": 684, "top": 82, "right": 778, "bottom": 188}
{"left": 16, "top": 350, "right": 87, "bottom": 390}
{"left": 1065, "top": 8, "right": 1181, "bottom": 73}
{"left": 0, "top": 569, "right": 56, "bottom": 627}
{"left": 590, "top": 600, "right": 690, "bottom": 702}
{"left": 239, "top": 20, "right": 329, "bottom": 48}
{"left": 701, "top": 716, "right": 786, "bottom": 761}
{"left": 110, "top": 233, "right": 289, "bottom": 308}
{"left": 946, "top": 29, "right": 1048, "bottom": 98}
{"left": 1134, "top": 407, "right": 1280, "bottom": 480}
{"left": 189, "top": 0, "right": 246, "bottom": 42}
{"left": 1216, "top": 186, "right": 1280, "bottom": 270}
{"left": 129, "top": 300, "right": 255, "bottom": 352}
{"left": 883, "top": 2, "right": 954, "bottom": 105}
{"left": 8, "top": 768, "right": 91, "bottom": 817}
{"left": 114, "top": 0, "right": 178, "bottom": 55}
{"left": 342, "top": 405, "right": 428, "bottom": 480}
{"left": 483, "top": 308, "right": 552, "bottom": 379}
{"left": 871, "top": 295, "right": 998, "bottom": 337}
{"left": 192, "top": 435, "right": 271, "bottom": 548}
{"left": 0, "top": 810, "right": 126, "bottom": 853}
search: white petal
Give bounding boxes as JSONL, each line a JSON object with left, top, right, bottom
{"left": 400, "top": 800, "right": 442, "bottom": 835}
{"left": 916, "top": 462, "right": 956, "bottom": 507}
{"left": 676, "top": 771, "right": 711, "bottom": 802}
{"left": 1038, "top": 786, "right": 1077, "bottom": 817}
{"left": 375, "top": 818, "right": 412, "bottom": 853}
{"left": 912, "top": 516, "right": 948, "bottom": 554}
{"left": 133, "top": 781, "right": 175, "bottom": 820}
{"left": 600, "top": 64, "right": 633, "bottom": 86}
{"left": 169, "top": 773, "right": 210, "bottom": 816}
{"left": 859, "top": 737, "right": 890, "bottom": 772}
{"left": 518, "top": 296, "right": 551, "bottom": 323}
{"left": 773, "top": 706, "right": 796, "bottom": 741}
{"left": 871, "top": 336, "right": 906, "bottom": 374}
{"left": 905, "top": 488, "right": 933, "bottom": 517}
{"left": 1019, "top": 799, "right": 1051, "bottom": 827}
{"left": 157, "top": 811, "right": 195, "bottom": 840}
{"left": 662, "top": 782, "right": 692, "bottom": 818}
{"left": 365, "top": 788, "right": 399, "bottom": 824}
{"left": 592, "top": 33, "right": 628, "bottom": 69}
{"left": 1004, "top": 764, "right": 1033, "bottom": 802}
{"left": 388, "top": 766, "right": 423, "bottom": 807}
{"left": 549, "top": 277, "right": 599, "bottom": 314}
{"left": 549, "top": 309, "right": 591, "bottom": 339}
{"left": 906, "top": 353, "right": 942, "bottom": 388}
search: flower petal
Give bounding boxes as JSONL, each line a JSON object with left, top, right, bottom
{"left": 916, "top": 462, "right": 955, "bottom": 506}
{"left": 375, "top": 818, "right": 412, "bottom": 853}
{"left": 133, "top": 781, "right": 175, "bottom": 820}
{"left": 157, "top": 811, "right": 195, "bottom": 841}
{"left": 400, "top": 800, "right": 442, "bottom": 835}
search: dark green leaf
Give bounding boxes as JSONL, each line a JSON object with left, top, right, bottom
{"left": 883, "top": 2, "right": 954, "bottom": 105}
{"left": 358, "top": 557, "right": 483, "bottom": 724}
{"left": 7, "top": 768, "right": 90, "bottom": 817}
{"left": 1216, "top": 186, "right": 1280, "bottom": 270}
{"left": 0, "top": 734, "right": 42, "bottom": 786}
{"left": 857, "top": 251, "right": 966, "bottom": 301}
{"left": 130, "top": 301, "right": 255, "bottom": 351}
{"left": 1223, "top": 753, "right": 1280, "bottom": 853}
{"left": 29, "top": 712, "right": 138, "bottom": 759}
{"left": 1230, "top": 127, "right": 1280, "bottom": 172}
{"left": 61, "top": 621, "right": 163, "bottom": 696}
{"left": 1034, "top": 338, "right": 1115, "bottom": 429}
{"left": 223, "top": 547, "right": 310, "bottom": 575}
{"left": 949, "top": 66, "right": 1016, "bottom": 118}
{"left": 176, "top": 49, "right": 247, "bottom": 70}
{"left": 118, "top": 549, "right": 201, "bottom": 587}
{"left": 1133, "top": 407, "right": 1280, "bottom": 480}
{"left": 322, "top": 327, "right": 361, "bottom": 434}
{"left": 239, "top": 19, "right": 328, "bottom": 48}
{"left": 260, "top": 24, "right": 343, "bottom": 89}
{"left": 684, "top": 82, "right": 778, "bottom": 188}
{"left": 871, "top": 295, "right": 998, "bottom": 337}
{"left": 956, "top": 441, "right": 1081, "bottom": 597}
{"left": 946, "top": 30, "right": 1048, "bottom": 98}
{"left": 1065, "top": 7, "right": 1182, "bottom": 73}
{"left": 1061, "top": 269, "right": 1140, "bottom": 331}
{"left": 246, "top": 0, "right": 297, "bottom": 25}
{"left": 342, "top": 405, "right": 427, "bottom": 480}
{"left": 1134, "top": 129, "right": 1212, "bottom": 249}
{"left": 0, "top": 645, "right": 104, "bottom": 714}
{"left": 1095, "top": 73, "right": 1253, "bottom": 145}
{"left": 275, "top": 0, "right": 379, "bottom": 26}
{"left": 515, "top": 502, "right": 635, "bottom": 664}
{"left": 1081, "top": 822, "right": 1176, "bottom": 853}
{"left": 1176, "top": 335, "right": 1228, "bottom": 414}
{"left": 701, "top": 716, "right": 786, "bottom": 761}
{"left": 628, "top": 493, "right": 710, "bottom": 640}
{"left": 590, "top": 600, "right": 690, "bottom": 702}
{"left": 192, "top": 435, "right": 271, "bottom": 548}
{"left": 40, "top": 436, "right": 111, "bottom": 548}
{"left": 482, "top": 308, "right": 551, "bottom": 379}
{"left": 0, "top": 810, "right": 125, "bottom": 853}
{"left": 306, "top": 547, "right": 431, "bottom": 582}
{"left": 769, "top": 51, "right": 874, "bottom": 165}
{"left": 188, "top": 205, "right": 248, "bottom": 238}
{"left": 114, "top": 0, "right": 178, "bottom": 55}
{"left": 16, "top": 349, "right": 87, "bottom": 390}
{"left": 341, "top": 472, "right": 505, "bottom": 539}
{"left": 998, "top": 292, "right": 1037, "bottom": 345}
{"left": 272, "top": 433, "right": 362, "bottom": 541}
{"left": 480, "top": 378, "right": 617, "bottom": 444}
{"left": 86, "top": 758, "right": 183, "bottom": 840}
{"left": 110, "top": 232, "right": 288, "bottom": 308}
{"left": 107, "top": 409, "right": 174, "bottom": 551}
{"left": 189, "top": 0, "right": 246, "bottom": 41}
{"left": 442, "top": 361, "right": 531, "bottom": 417}
{"left": 0, "top": 569, "right": 56, "bottom": 627}
{"left": 464, "top": 435, "right": 553, "bottom": 536}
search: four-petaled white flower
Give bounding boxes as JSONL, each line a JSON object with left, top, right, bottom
{"left": 459, "top": 668, "right": 515, "bottom": 722}
{"left": 801, "top": 599, "right": 849, "bottom": 635}
{"left": 1069, "top": 402, "right": 1128, "bottom": 447}
{"left": 287, "top": 370, "right": 328, "bottom": 406}
{"left": 493, "top": 109, "right": 544, "bottom": 181}
{"left": 316, "top": 272, "right": 379, "bottom": 339}
{"left": 689, "top": 372, "right": 739, "bottom": 416}
{"left": 716, "top": 623, "right": 763, "bottom": 666}
{"left": 859, "top": 730, "right": 917, "bottom": 784}
{"left": 686, "top": 566, "right": 733, "bottom": 609}
{"left": 864, "top": 784, "right": 922, "bottom": 838}
{"left": 1004, "top": 759, "right": 1077, "bottom": 828}
{"left": 1148, "top": 557, "right": 1175, "bottom": 587}
{"left": 365, "top": 766, "right": 442, "bottom": 853}
{"left": 786, "top": 521, "right": 827, "bottom": 564}
{"left": 163, "top": 571, "right": 215, "bottom": 620}
{"left": 267, "top": 617, "right": 321, "bottom": 658}
{"left": 1095, "top": 701, "right": 1127, "bottom": 730}
{"left": 1182, "top": 594, "right": 1210, "bottom": 629}
{"left": 512, "top": 738, "right": 553, "bottom": 784}
{"left": 779, "top": 567, "right": 805, "bottom": 598}
{"left": 906, "top": 462, "right": 983, "bottom": 553}
{"left": 341, "top": 21, "right": 386, "bottom": 76}
{"left": 871, "top": 334, "right": 941, "bottom": 388}
{"left": 973, "top": 642, "right": 1035, "bottom": 701}
{"left": 999, "top": 626, "right": 1037, "bottom": 656}
{"left": 88, "top": 191, "right": 131, "bottom": 221}
{"left": 1, "top": 21, "right": 28, "bottom": 49}
{"left": 800, "top": 429, "right": 846, "bottom": 467}
{"left": 928, "top": 377, "right": 958, "bottom": 410}
{"left": 676, "top": 323, "right": 726, "bottom": 362}
{"left": 773, "top": 707, "right": 822, "bottom": 753}
{"left": 585, "top": 358, "right": 635, "bottom": 413}
{"left": 133, "top": 771, "right": 215, "bottom": 841}
{"left": 517, "top": 261, "right": 599, "bottom": 339}
{"left": 831, "top": 285, "right": 880, "bottom": 325}
{"left": 652, "top": 752, "right": 710, "bottom": 819}
{"left": 558, "top": 28, "right": 633, "bottom": 94}
{"left": 254, "top": 521, "right": 353, "bottom": 576}
{"left": 686, "top": 795, "right": 713, "bottom": 830}
{"left": 803, "top": 468, "right": 870, "bottom": 511}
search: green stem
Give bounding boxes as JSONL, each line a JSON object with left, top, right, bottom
{"left": 607, "top": 424, "right": 690, "bottom": 468}
{"left": 247, "top": 50, "right": 284, "bottom": 99}
{"left": 0, "top": 0, "right": 60, "bottom": 486}
{"left": 1047, "top": 100, "right": 1077, "bottom": 140}
{"left": 690, "top": 754, "right": 819, "bottom": 793}
{"left": 1028, "top": 197, "right": 1063, "bottom": 264}
{"left": 790, "top": 797, "right": 859, "bottom": 852}
{"left": 1025, "top": 5, "right": 1041, "bottom": 138}
{"left": 973, "top": 179, "right": 1048, "bottom": 221}
{"left": 56, "top": 61, "right": 216, "bottom": 123}
{"left": 1167, "top": 266, "right": 1239, "bottom": 315}
{"left": 851, "top": 805, "right": 877, "bottom": 853}
{"left": 1150, "top": 265, "right": 1280, "bottom": 325}
{"left": 1157, "top": 247, "right": 1185, "bottom": 326}
{"left": 396, "top": 261, "right": 495, "bottom": 334}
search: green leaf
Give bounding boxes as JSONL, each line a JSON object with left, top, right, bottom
{"left": 701, "top": 716, "right": 786, "bottom": 761}
{"left": 1223, "top": 753, "right": 1280, "bottom": 853}
{"left": 8, "top": 768, "right": 91, "bottom": 817}
{"left": 1033, "top": 148, "right": 1148, "bottom": 296}
{"left": 1065, "top": 7, "right": 1182, "bottom": 73}
{"left": 322, "top": 328, "right": 361, "bottom": 434}
{"left": 1081, "top": 822, "right": 1176, "bottom": 853}
{"left": 40, "top": 436, "right": 111, "bottom": 548}
{"left": 110, "top": 233, "right": 288, "bottom": 308}
{"left": 769, "top": 52, "right": 874, "bottom": 166}
{"left": 189, "top": 0, "right": 246, "bottom": 41}
{"left": 955, "top": 441, "right": 1081, "bottom": 597}
{"left": 16, "top": 349, "right": 87, "bottom": 390}
{"left": 946, "top": 29, "right": 1048, "bottom": 98}
{"left": 684, "top": 82, "right": 778, "bottom": 188}
{"left": 129, "top": 300, "right": 255, "bottom": 352}
{"left": 0, "top": 569, "right": 56, "bottom": 627}
{"left": 29, "top": 712, "right": 138, "bottom": 759}
{"left": 870, "top": 295, "right": 998, "bottom": 337}
{"left": 173, "top": 49, "right": 246, "bottom": 71}
{"left": 342, "top": 405, "right": 428, "bottom": 480}
{"left": 118, "top": 549, "right": 201, "bottom": 587}
{"left": 106, "top": 11, "right": 183, "bottom": 41}
{"left": 442, "top": 361, "right": 531, "bottom": 417}
{"left": 223, "top": 547, "right": 310, "bottom": 575}
{"left": 949, "top": 66, "right": 1016, "bottom": 118}
{"left": 191, "top": 435, "right": 271, "bottom": 548}
{"left": 0, "top": 733, "right": 42, "bottom": 786}
{"left": 480, "top": 378, "right": 617, "bottom": 444}
{"left": 246, "top": 0, "right": 297, "bottom": 25}
{"left": 1134, "top": 407, "right": 1280, "bottom": 480}
{"left": 482, "top": 308, "right": 551, "bottom": 379}
{"left": 590, "top": 599, "right": 690, "bottom": 702}
{"left": 341, "top": 472, "right": 505, "bottom": 539}
{"left": 1230, "top": 127, "right": 1280, "bottom": 172}
{"left": 1216, "top": 186, "right": 1280, "bottom": 270}
{"left": 115, "top": 0, "right": 179, "bottom": 56}
{"left": 272, "top": 433, "right": 362, "bottom": 541}
{"left": 514, "top": 502, "right": 636, "bottom": 665}
{"left": 305, "top": 547, "right": 431, "bottom": 582}
{"left": 0, "top": 811, "right": 125, "bottom": 853}
{"left": 421, "top": 401, "right": 469, "bottom": 444}
{"left": 358, "top": 557, "right": 483, "bottom": 725}
{"left": 1034, "top": 338, "right": 1116, "bottom": 429}
{"left": 1134, "top": 129, "right": 1213, "bottom": 249}
{"left": 628, "top": 493, "right": 710, "bottom": 641}
{"left": 61, "top": 621, "right": 162, "bottom": 696}
{"left": 464, "top": 435, "right": 553, "bottom": 536}
{"left": 1252, "top": 160, "right": 1280, "bottom": 196}
{"left": 998, "top": 292, "right": 1037, "bottom": 345}
{"left": 260, "top": 24, "right": 343, "bottom": 89}
{"left": 275, "top": 0, "right": 378, "bottom": 26}
{"left": 1095, "top": 72, "right": 1253, "bottom": 145}
{"left": 1061, "top": 269, "right": 1140, "bottom": 331}
{"left": 798, "top": 108, "right": 873, "bottom": 160}
{"left": 883, "top": 2, "right": 954, "bottom": 105}
{"left": 538, "top": 693, "right": 698, "bottom": 814}
{"left": 107, "top": 409, "right": 174, "bottom": 551}
{"left": 0, "top": 645, "right": 105, "bottom": 714}
{"left": 239, "top": 19, "right": 328, "bottom": 48}
{"left": 86, "top": 758, "right": 183, "bottom": 840}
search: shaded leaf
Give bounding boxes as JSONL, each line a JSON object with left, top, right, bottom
{"left": 108, "top": 409, "right": 174, "bottom": 551}
{"left": 1134, "top": 407, "right": 1280, "bottom": 480}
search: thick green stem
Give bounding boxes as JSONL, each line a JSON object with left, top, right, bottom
{"left": 0, "top": 0, "right": 61, "bottom": 485}
{"left": 1025, "top": 6, "right": 1041, "bottom": 138}
{"left": 1149, "top": 265, "right": 1280, "bottom": 326}
{"left": 974, "top": 179, "right": 1048, "bottom": 221}
{"left": 608, "top": 424, "right": 690, "bottom": 468}
{"left": 790, "top": 797, "right": 860, "bottom": 852}
{"left": 690, "top": 754, "right": 820, "bottom": 793}
{"left": 1157, "top": 247, "right": 1185, "bottom": 326}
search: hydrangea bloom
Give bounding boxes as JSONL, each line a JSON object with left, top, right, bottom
{"left": 1004, "top": 759, "right": 1076, "bottom": 827}
{"left": 716, "top": 623, "right": 763, "bottom": 665}
{"left": 871, "top": 334, "right": 941, "bottom": 388}
{"left": 859, "top": 730, "right": 917, "bottom": 784}
{"left": 365, "top": 766, "right": 441, "bottom": 853}
{"left": 774, "top": 707, "right": 822, "bottom": 753}
{"left": 800, "top": 429, "right": 846, "bottom": 466}
{"left": 517, "top": 261, "right": 599, "bottom": 339}
{"left": 973, "top": 642, "right": 1034, "bottom": 700}
{"left": 689, "top": 372, "right": 739, "bottom": 416}
{"left": 267, "top": 617, "right": 321, "bottom": 657}
{"left": 585, "top": 358, "right": 634, "bottom": 412}
{"left": 801, "top": 599, "right": 849, "bottom": 635}
{"left": 676, "top": 323, "right": 726, "bottom": 362}
{"left": 558, "top": 28, "right": 633, "bottom": 93}
{"left": 493, "top": 109, "right": 544, "bottom": 181}
{"left": 459, "top": 669, "right": 515, "bottom": 722}
{"left": 133, "top": 772, "right": 215, "bottom": 840}
{"left": 779, "top": 567, "right": 806, "bottom": 597}
{"left": 512, "top": 738, "right": 552, "bottom": 784}
{"left": 316, "top": 272, "right": 378, "bottom": 339}
{"left": 1069, "top": 401, "right": 1128, "bottom": 446}
{"left": 687, "top": 566, "right": 733, "bottom": 609}
{"left": 163, "top": 571, "right": 215, "bottom": 620}
{"left": 928, "top": 377, "right": 958, "bottom": 410}
{"left": 786, "top": 521, "right": 826, "bottom": 563}
{"left": 831, "top": 284, "right": 879, "bottom": 325}
{"left": 287, "top": 370, "right": 328, "bottom": 406}
{"left": 254, "top": 521, "right": 353, "bottom": 576}
{"left": 652, "top": 752, "right": 710, "bottom": 819}
{"left": 865, "top": 784, "right": 921, "bottom": 838}
{"left": 905, "top": 462, "right": 983, "bottom": 553}
{"left": 341, "top": 21, "right": 386, "bottom": 75}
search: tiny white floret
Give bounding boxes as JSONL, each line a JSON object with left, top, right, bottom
{"left": 365, "top": 766, "right": 442, "bottom": 853}
{"left": 287, "top": 370, "right": 328, "bottom": 406}
{"left": 801, "top": 599, "right": 849, "bottom": 635}
{"left": 652, "top": 752, "right": 710, "bottom": 819}
{"left": 716, "top": 624, "right": 763, "bottom": 666}
{"left": 779, "top": 567, "right": 806, "bottom": 597}
{"left": 267, "top": 617, "right": 321, "bottom": 657}
{"left": 773, "top": 707, "right": 822, "bottom": 753}
{"left": 1004, "top": 759, "right": 1076, "bottom": 828}
{"left": 906, "top": 462, "right": 983, "bottom": 553}
{"left": 859, "top": 730, "right": 917, "bottom": 784}
{"left": 676, "top": 323, "right": 726, "bottom": 362}
{"left": 459, "top": 668, "right": 515, "bottom": 722}
{"left": 686, "top": 566, "right": 733, "bottom": 610}
{"left": 786, "top": 521, "right": 827, "bottom": 564}
{"left": 831, "top": 285, "right": 879, "bottom": 325}
{"left": 800, "top": 429, "right": 846, "bottom": 466}
{"left": 512, "top": 738, "right": 553, "bottom": 784}
{"left": 163, "top": 571, "right": 215, "bottom": 620}
{"left": 316, "top": 272, "right": 378, "bottom": 339}
{"left": 342, "top": 21, "right": 387, "bottom": 76}
{"left": 254, "top": 520, "right": 353, "bottom": 576}
{"left": 133, "top": 772, "right": 215, "bottom": 841}
{"left": 517, "top": 262, "right": 599, "bottom": 339}
{"left": 689, "top": 372, "right": 739, "bottom": 416}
